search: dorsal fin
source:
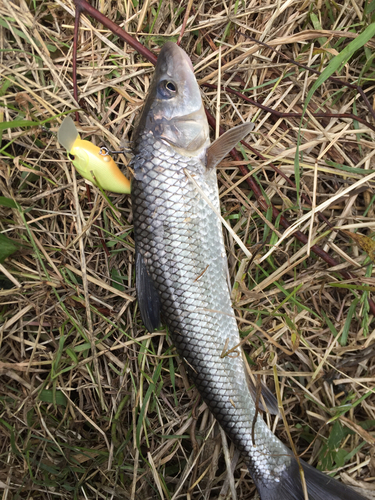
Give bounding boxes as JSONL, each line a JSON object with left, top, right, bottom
{"left": 206, "top": 122, "right": 254, "bottom": 170}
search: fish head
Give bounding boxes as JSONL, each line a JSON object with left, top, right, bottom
{"left": 134, "top": 42, "right": 209, "bottom": 155}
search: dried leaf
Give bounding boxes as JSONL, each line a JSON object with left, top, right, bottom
{"left": 342, "top": 230, "right": 375, "bottom": 263}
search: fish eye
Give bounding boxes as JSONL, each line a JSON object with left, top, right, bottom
{"left": 68, "top": 153, "right": 75, "bottom": 160}
{"left": 158, "top": 80, "right": 177, "bottom": 99}
{"left": 165, "top": 81, "right": 176, "bottom": 92}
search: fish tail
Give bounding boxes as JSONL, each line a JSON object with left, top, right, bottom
{"left": 253, "top": 457, "right": 366, "bottom": 500}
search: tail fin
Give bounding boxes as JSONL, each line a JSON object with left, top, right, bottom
{"left": 253, "top": 457, "right": 367, "bottom": 500}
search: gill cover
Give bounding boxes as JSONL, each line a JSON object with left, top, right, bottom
{"left": 58, "top": 116, "right": 131, "bottom": 194}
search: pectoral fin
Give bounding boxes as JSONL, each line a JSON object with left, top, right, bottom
{"left": 206, "top": 122, "right": 254, "bottom": 170}
{"left": 136, "top": 251, "right": 161, "bottom": 332}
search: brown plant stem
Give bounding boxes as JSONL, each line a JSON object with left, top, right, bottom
{"left": 73, "top": 2, "right": 82, "bottom": 122}
{"left": 177, "top": 0, "right": 194, "bottom": 46}
{"left": 73, "top": 0, "right": 157, "bottom": 65}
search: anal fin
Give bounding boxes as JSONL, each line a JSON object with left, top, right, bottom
{"left": 136, "top": 251, "right": 161, "bottom": 332}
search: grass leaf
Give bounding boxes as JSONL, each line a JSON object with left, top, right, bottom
{"left": 303, "top": 23, "right": 375, "bottom": 115}
{"left": 0, "top": 234, "right": 19, "bottom": 263}
{"left": 38, "top": 390, "right": 67, "bottom": 407}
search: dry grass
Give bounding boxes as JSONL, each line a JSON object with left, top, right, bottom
{"left": 1, "top": 0, "right": 375, "bottom": 499}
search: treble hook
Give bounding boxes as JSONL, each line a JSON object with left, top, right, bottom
{"left": 98, "top": 146, "right": 126, "bottom": 157}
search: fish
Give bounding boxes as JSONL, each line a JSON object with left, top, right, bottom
{"left": 58, "top": 116, "right": 131, "bottom": 193}
{"left": 130, "top": 42, "right": 366, "bottom": 500}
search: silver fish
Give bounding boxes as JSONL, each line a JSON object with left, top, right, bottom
{"left": 131, "top": 42, "right": 365, "bottom": 500}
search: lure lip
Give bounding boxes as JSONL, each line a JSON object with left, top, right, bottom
{"left": 57, "top": 116, "right": 79, "bottom": 152}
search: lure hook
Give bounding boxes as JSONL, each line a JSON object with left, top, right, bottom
{"left": 98, "top": 146, "right": 126, "bottom": 157}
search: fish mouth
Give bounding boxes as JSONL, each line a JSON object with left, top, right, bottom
{"left": 158, "top": 42, "right": 195, "bottom": 74}
{"left": 151, "top": 42, "right": 202, "bottom": 117}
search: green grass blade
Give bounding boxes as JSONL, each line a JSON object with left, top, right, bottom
{"left": 303, "top": 23, "right": 375, "bottom": 115}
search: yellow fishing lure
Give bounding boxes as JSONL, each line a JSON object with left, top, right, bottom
{"left": 58, "top": 116, "right": 131, "bottom": 194}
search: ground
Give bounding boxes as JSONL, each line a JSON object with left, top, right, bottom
{"left": 0, "top": 0, "right": 375, "bottom": 499}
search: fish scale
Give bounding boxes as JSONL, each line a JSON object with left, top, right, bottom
{"left": 130, "top": 41, "right": 365, "bottom": 499}
{"left": 132, "top": 132, "right": 290, "bottom": 486}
